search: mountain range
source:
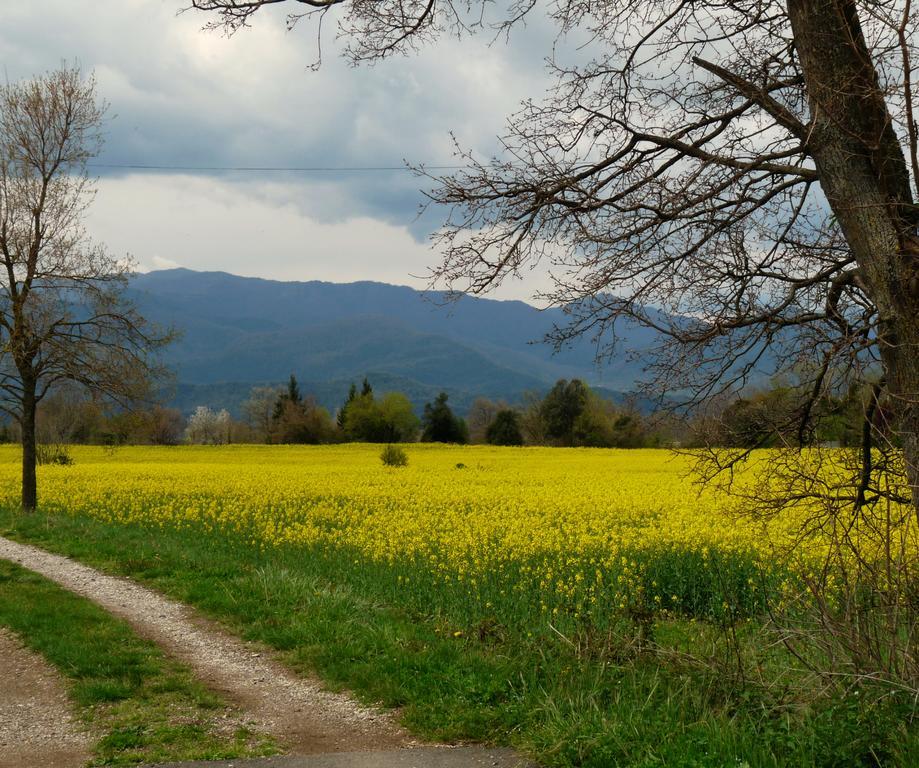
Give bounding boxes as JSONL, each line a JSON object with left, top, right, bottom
{"left": 128, "top": 269, "right": 660, "bottom": 416}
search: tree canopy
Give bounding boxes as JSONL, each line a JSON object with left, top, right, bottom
{"left": 343, "top": 390, "right": 419, "bottom": 442}
{"left": 486, "top": 409, "right": 524, "bottom": 446}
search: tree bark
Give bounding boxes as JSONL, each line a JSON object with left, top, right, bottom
{"left": 788, "top": 0, "right": 919, "bottom": 509}
{"left": 891, "top": 346, "right": 919, "bottom": 510}
{"left": 20, "top": 382, "right": 37, "bottom": 511}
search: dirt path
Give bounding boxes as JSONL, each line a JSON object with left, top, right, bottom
{"left": 0, "top": 628, "right": 90, "bottom": 768}
{"left": 0, "top": 536, "right": 413, "bottom": 755}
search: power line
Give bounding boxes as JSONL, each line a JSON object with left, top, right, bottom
{"left": 88, "top": 162, "right": 465, "bottom": 172}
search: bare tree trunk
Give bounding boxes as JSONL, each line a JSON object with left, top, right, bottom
{"left": 788, "top": 0, "right": 919, "bottom": 509}
{"left": 20, "top": 381, "right": 37, "bottom": 511}
{"left": 891, "top": 345, "right": 919, "bottom": 509}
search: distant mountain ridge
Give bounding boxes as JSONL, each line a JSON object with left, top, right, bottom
{"left": 129, "top": 269, "right": 658, "bottom": 415}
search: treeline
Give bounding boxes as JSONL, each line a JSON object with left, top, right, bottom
{"left": 231, "top": 375, "right": 876, "bottom": 449}
{"left": 0, "top": 390, "right": 187, "bottom": 447}
{"left": 46, "top": 374, "right": 659, "bottom": 447}
{"left": 227, "top": 375, "right": 668, "bottom": 447}
{"left": 692, "top": 382, "right": 878, "bottom": 449}
{"left": 222, "top": 375, "right": 456, "bottom": 445}
{"left": 467, "top": 379, "right": 664, "bottom": 447}
{"left": 0, "top": 375, "right": 874, "bottom": 449}
{"left": 241, "top": 376, "right": 421, "bottom": 445}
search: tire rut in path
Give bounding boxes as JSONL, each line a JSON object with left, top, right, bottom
{"left": 0, "top": 628, "right": 90, "bottom": 768}
{"left": 0, "top": 536, "right": 414, "bottom": 755}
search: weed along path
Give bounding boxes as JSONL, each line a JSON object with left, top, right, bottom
{"left": 0, "top": 536, "right": 533, "bottom": 768}
{"left": 0, "top": 535, "right": 409, "bottom": 755}
{"left": 0, "top": 628, "right": 90, "bottom": 768}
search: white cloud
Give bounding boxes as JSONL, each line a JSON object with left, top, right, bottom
{"left": 0, "top": 0, "right": 561, "bottom": 301}
{"left": 90, "top": 174, "right": 551, "bottom": 301}
{"left": 150, "top": 255, "right": 182, "bottom": 270}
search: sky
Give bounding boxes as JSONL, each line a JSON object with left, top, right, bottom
{"left": 0, "top": 0, "right": 560, "bottom": 301}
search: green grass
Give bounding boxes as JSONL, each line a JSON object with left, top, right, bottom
{"left": 0, "top": 558, "right": 277, "bottom": 765}
{"left": 2, "top": 508, "right": 918, "bottom": 767}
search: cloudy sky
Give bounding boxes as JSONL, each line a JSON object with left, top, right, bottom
{"left": 0, "top": 0, "right": 559, "bottom": 300}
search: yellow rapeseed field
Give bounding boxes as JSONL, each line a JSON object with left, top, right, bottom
{"left": 0, "top": 444, "right": 910, "bottom": 623}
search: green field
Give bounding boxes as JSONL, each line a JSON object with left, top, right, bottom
{"left": 1, "top": 444, "right": 916, "bottom": 767}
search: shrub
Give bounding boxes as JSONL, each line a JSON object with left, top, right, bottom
{"left": 380, "top": 444, "right": 408, "bottom": 467}
{"left": 36, "top": 444, "right": 74, "bottom": 466}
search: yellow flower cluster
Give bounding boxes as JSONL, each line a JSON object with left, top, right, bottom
{"left": 0, "top": 444, "right": 912, "bottom": 622}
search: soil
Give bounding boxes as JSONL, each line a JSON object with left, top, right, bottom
{"left": 0, "top": 536, "right": 413, "bottom": 755}
{"left": 151, "top": 747, "right": 532, "bottom": 767}
{"left": 0, "top": 628, "right": 90, "bottom": 768}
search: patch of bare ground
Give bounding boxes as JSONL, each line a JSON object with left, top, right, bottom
{"left": 0, "top": 628, "right": 90, "bottom": 768}
{"left": 0, "top": 536, "right": 414, "bottom": 756}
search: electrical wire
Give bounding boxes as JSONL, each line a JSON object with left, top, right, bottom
{"left": 88, "top": 162, "right": 465, "bottom": 172}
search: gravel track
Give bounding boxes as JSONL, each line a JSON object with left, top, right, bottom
{"left": 0, "top": 536, "right": 413, "bottom": 755}
{"left": 0, "top": 628, "right": 90, "bottom": 768}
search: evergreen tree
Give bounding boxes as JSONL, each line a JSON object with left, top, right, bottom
{"left": 421, "top": 392, "right": 468, "bottom": 443}
{"left": 273, "top": 374, "right": 303, "bottom": 422}
{"left": 486, "top": 409, "right": 524, "bottom": 446}
{"left": 286, "top": 374, "right": 301, "bottom": 405}
{"left": 540, "top": 379, "right": 590, "bottom": 445}
{"left": 337, "top": 382, "right": 358, "bottom": 429}
{"left": 361, "top": 377, "right": 373, "bottom": 398}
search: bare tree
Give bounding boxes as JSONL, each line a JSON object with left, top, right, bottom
{"left": 466, "top": 396, "right": 503, "bottom": 443}
{"left": 0, "top": 67, "right": 171, "bottom": 510}
{"left": 144, "top": 405, "right": 186, "bottom": 445}
{"left": 188, "top": 0, "right": 917, "bottom": 508}
{"left": 242, "top": 384, "right": 284, "bottom": 442}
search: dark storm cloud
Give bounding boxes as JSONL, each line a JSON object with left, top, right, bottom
{"left": 0, "top": 0, "right": 559, "bottom": 296}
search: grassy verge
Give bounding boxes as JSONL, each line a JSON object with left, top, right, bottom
{"left": 0, "top": 557, "right": 277, "bottom": 766}
{"left": 2, "top": 508, "right": 917, "bottom": 768}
